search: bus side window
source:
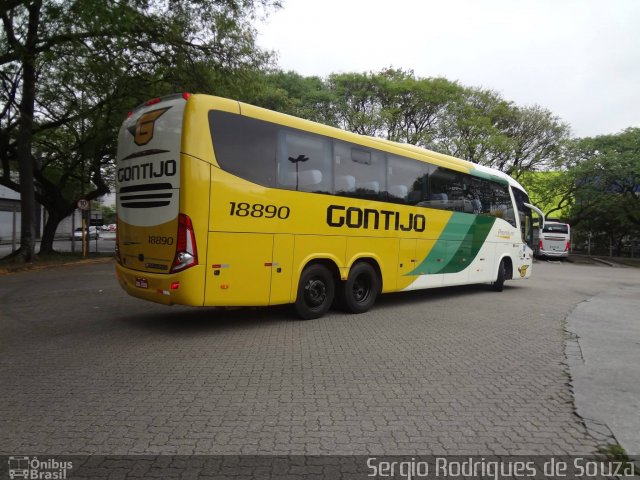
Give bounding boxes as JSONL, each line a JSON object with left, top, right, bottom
{"left": 471, "top": 177, "right": 491, "bottom": 214}
{"left": 488, "top": 182, "right": 516, "bottom": 227}
{"left": 209, "top": 111, "right": 278, "bottom": 187}
{"left": 427, "top": 167, "right": 456, "bottom": 210}
{"left": 277, "top": 130, "right": 332, "bottom": 193}
{"left": 334, "top": 141, "right": 386, "bottom": 200}
{"left": 387, "top": 155, "right": 430, "bottom": 205}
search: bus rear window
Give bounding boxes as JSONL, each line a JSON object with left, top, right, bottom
{"left": 209, "top": 110, "right": 277, "bottom": 187}
{"left": 543, "top": 224, "right": 569, "bottom": 234}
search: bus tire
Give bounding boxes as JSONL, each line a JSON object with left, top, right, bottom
{"left": 491, "top": 259, "right": 507, "bottom": 292}
{"left": 342, "top": 262, "right": 380, "bottom": 314}
{"left": 295, "top": 264, "right": 335, "bottom": 320}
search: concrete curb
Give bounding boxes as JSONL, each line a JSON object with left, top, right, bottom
{"left": 591, "top": 257, "right": 627, "bottom": 268}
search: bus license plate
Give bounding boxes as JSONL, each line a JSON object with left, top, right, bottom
{"left": 135, "top": 277, "right": 149, "bottom": 288}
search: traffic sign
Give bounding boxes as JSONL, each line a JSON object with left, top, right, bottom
{"left": 77, "top": 199, "right": 90, "bottom": 210}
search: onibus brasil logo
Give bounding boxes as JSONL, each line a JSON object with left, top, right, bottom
{"left": 7, "top": 457, "right": 72, "bottom": 479}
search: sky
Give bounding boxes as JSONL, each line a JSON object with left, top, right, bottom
{"left": 256, "top": 0, "right": 640, "bottom": 138}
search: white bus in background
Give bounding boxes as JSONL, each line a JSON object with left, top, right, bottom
{"left": 534, "top": 220, "right": 571, "bottom": 259}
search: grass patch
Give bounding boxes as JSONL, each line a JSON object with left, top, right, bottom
{"left": 0, "top": 251, "right": 112, "bottom": 274}
{"left": 611, "top": 257, "right": 640, "bottom": 268}
{"left": 567, "top": 255, "right": 640, "bottom": 268}
{"left": 566, "top": 255, "right": 597, "bottom": 265}
{"left": 597, "top": 444, "right": 639, "bottom": 474}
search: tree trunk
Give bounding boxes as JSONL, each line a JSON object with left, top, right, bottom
{"left": 13, "top": 0, "right": 42, "bottom": 262}
{"left": 38, "top": 210, "right": 65, "bottom": 255}
{"left": 38, "top": 195, "right": 76, "bottom": 254}
{"left": 615, "top": 237, "right": 624, "bottom": 257}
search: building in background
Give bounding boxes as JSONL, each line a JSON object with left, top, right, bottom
{"left": 0, "top": 185, "right": 21, "bottom": 245}
{"left": 0, "top": 185, "right": 115, "bottom": 246}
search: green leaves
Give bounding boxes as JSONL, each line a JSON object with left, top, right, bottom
{"left": 251, "top": 68, "right": 570, "bottom": 180}
{"left": 1, "top": 0, "right": 281, "bottom": 256}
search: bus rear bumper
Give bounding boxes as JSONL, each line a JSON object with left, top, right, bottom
{"left": 538, "top": 248, "right": 569, "bottom": 258}
{"left": 115, "top": 263, "right": 206, "bottom": 306}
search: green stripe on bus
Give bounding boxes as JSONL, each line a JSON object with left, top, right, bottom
{"left": 408, "top": 214, "right": 495, "bottom": 275}
{"left": 439, "top": 215, "right": 495, "bottom": 274}
{"left": 469, "top": 168, "right": 509, "bottom": 185}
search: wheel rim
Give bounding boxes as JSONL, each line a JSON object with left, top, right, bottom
{"left": 352, "top": 274, "right": 371, "bottom": 303}
{"left": 304, "top": 277, "right": 327, "bottom": 308}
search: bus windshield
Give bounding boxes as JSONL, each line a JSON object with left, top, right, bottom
{"left": 511, "top": 187, "right": 533, "bottom": 248}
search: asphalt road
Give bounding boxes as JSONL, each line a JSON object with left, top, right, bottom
{"left": 1, "top": 259, "right": 638, "bottom": 456}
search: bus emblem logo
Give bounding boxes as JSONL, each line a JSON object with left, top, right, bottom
{"left": 129, "top": 107, "right": 170, "bottom": 146}
{"left": 518, "top": 264, "right": 529, "bottom": 277}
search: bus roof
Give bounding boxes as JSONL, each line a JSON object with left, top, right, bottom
{"left": 199, "top": 95, "right": 527, "bottom": 193}
{"left": 368, "top": 137, "right": 526, "bottom": 191}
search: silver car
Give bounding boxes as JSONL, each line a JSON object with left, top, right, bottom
{"left": 71, "top": 226, "right": 100, "bottom": 240}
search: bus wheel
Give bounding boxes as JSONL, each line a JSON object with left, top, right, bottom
{"left": 295, "top": 264, "right": 335, "bottom": 320}
{"left": 491, "top": 259, "right": 506, "bottom": 292}
{"left": 342, "top": 262, "right": 380, "bottom": 314}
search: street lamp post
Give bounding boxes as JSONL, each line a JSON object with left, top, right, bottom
{"left": 288, "top": 155, "right": 309, "bottom": 191}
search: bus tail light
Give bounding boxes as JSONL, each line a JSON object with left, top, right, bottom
{"left": 565, "top": 241, "right": 570, "bottom": 252}
{"left": 171, "top": 213, "right": 198, "bottom": 272}
{"left": 539, "top": 240, "right": 543, "bottom": 249}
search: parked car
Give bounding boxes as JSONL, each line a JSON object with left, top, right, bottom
{"left": 71, "top": 226, "right": 100, "bottom": 240}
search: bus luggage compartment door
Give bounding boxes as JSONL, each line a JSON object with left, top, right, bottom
{"left": 270, "top": 234, "right": 294, "bottom": 305}
{"left": 206, "top": 232, "right": 273, "bottom": 306}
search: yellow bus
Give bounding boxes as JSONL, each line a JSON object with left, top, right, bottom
{"left": 115, "top": 93, "right": 538, "bottom": 319}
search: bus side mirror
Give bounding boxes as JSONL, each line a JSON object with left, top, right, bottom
{"left": 524, "top": 203, "right": 545, "bottom": 230}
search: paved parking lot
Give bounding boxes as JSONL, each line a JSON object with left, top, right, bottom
{"left": 1, "top": 259, "right": 638, "bottom": 456}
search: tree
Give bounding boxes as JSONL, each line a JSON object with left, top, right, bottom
{"left": 325, "top": 68, "right": 463, "bottom": 146}
{"left": 435, "top": 86, "right": 513, "bottom": 166}
{"left": 1, "top": 0, "right": 42, "bottom": 262}
{"left": 321, "top": 69, "right": 570, "bottom": 178}
{"left": 327, "top": 71, "right": 386, "bottom": 137}
{"left": 568, "top": 128, "right": 640, "bottom": 248}
{"left": 241, "top": 70, "right": 337, "bottom": 125}
{"left": 494, "top": 105, "right": 570, "bottom": 178}
{"left": 101, "top": 204, "right": 116, "bottom": 225}
{"left": 1, "top": 0, "right": 280, "bottom": 259}
{"left": 435, "top": 89, "right": 570, "bottom": 178}
{"left": 519, "top": 170, "right": 576, "bottom": 219}
{"left": 373, "top": 68, "right": 461, "bottom": 147}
